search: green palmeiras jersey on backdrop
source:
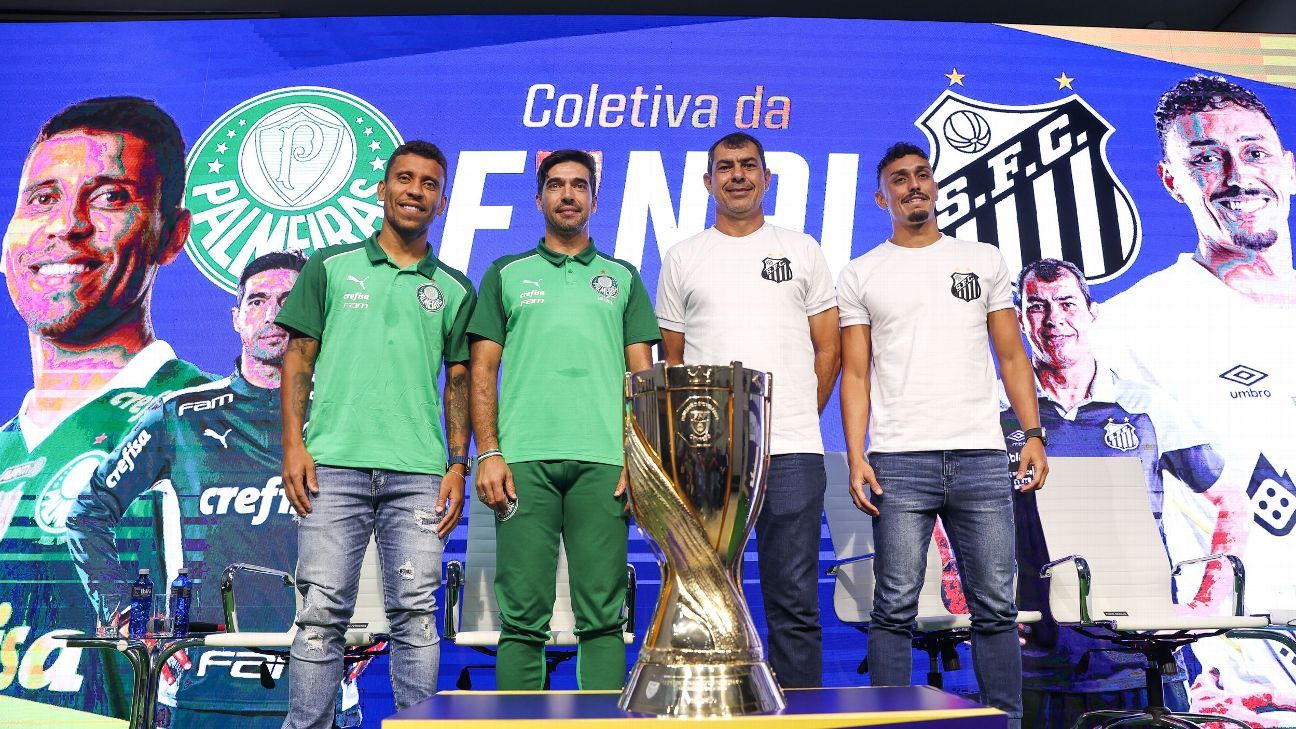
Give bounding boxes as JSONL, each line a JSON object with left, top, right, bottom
{"left": 0, "top": 341, "right": 209, "bottom": 718}
{"left": 66, "top": 368, "right": 329, "bottom": 722}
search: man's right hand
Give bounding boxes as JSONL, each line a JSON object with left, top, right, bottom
{"left": 283, "top": 442, "right": 318, "bottom": 516}
{"left": 476, "top": 456, "right": 516, "bottom": 514}
{"left": 848, "top": 457, "right": 882, "bottom": 516}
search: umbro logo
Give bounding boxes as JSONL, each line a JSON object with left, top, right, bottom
{"left": 347, "top": 275, "right": 369, "bottom": 290}
{"left": 1220, "top": 365, "right": 1272, "bottom": 399}
{"left": 203, "top": 428, "right": 232, "bottom": 448}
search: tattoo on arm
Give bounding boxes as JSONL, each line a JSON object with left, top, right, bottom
{"left": 281, "top": 336, "right": 319, "bottom": 445}
{"left": 445, "top": 366, "right": 470, "bottom": 457}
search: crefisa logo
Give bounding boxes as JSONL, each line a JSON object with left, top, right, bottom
{"left": 184, "top": 87, "right": 404, "bottom": 292}
{"left": 917, "top": 91, "right": 1141, "bottom": 284}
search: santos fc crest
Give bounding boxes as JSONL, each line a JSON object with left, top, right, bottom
{"left": 917, "top": 91, "right": 1141, "bottom": 284}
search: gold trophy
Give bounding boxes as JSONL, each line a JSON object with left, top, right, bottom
{"left": 619, "top": 362, "right": 785, "bottom": 716}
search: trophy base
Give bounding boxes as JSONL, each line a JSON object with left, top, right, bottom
{"left": 618, "top": 659, "right": 786, "bottom": 716}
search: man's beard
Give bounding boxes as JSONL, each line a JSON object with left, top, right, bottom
{"left": 906, "top": 209, "right": 931, "bottom": 224}
{"left": 546, "top": 210, "right": 588, "bottom": 236}
{"left": 1232, "top": 228, "right": 1278, "bottom": 252}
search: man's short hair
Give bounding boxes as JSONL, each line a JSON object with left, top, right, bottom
{"left": 707, "top": 132, "right": 766, "bottom": 173}
{"left": 385, "top": 140, "right": 450, "bottom": 183}
{"left": 1154, "top": 75, "right": 1277, "bottom": 157}
{"left": 536, "top": 149, "right": 598, "bottom": 195}
{"left": 875, "top": 142, "right": 929, "bottom": 185}
{"left": 1016, "top": 257, "right": 1093, "bottom": 307}
{"left": 236, "top": 250, "right": 307, "bottom": 306}
{"left": 36, "top": 96, "right": 185, "bottom": 220}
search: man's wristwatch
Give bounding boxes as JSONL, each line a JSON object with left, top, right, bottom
{"left": 1024, "top": 427, "right": 1048, "bottom": 447}
{"left": 448, "top": 455, "right": 472, "bottom": 476}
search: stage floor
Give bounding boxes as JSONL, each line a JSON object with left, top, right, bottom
{"left": 383, "top": 685, "right": 1005, "bottom": 727}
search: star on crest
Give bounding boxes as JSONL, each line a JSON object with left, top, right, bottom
{"left": 208, "top": 160, "right": 224, "bottom": 174}
{"left": 945, "top": 68, "right": 966, "bottom": 86}
{"left": 370, "top": 157, "right": 384, "bottom": 171}
{"left": 1055, "top": 72, "right": 1075, "bottom": 90}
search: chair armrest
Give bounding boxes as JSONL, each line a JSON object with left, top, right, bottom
{"left": 220, "top": 563, "right": 294, "bottom": 633}
{"left": 1039, "top": 554, "right": 1093, "bottom": 624}
{"left": 1172, "top": 552, "right": 1247, "bottom": 616}
{"left": 444, "top": 560, "right": 464, "bottom": 641}
{"left": 625, "top": 564, "right": 637, "bottom": 635}
{"left": 825, "top": 552, "right": 875, "bottom": 576}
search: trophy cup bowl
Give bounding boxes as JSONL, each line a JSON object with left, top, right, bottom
{"left": 618, "top": 362, "right": 785, "bottom": 716}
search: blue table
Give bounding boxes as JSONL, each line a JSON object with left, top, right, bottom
{"left": 383, "top": 685, "right": 1006, "bottom": 727}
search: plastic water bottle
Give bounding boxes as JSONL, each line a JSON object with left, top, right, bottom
{"left": 129, "top": 569, "right": 154, "bottom": 638}
{"left": 168, "top": 568, "right": 193, "bottom": 638}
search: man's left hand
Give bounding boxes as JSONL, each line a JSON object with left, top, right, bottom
{"left": 1018, "top": 439, "right": 1049, "bottom": 492}
{"left": 437, "top": 466, "right": 467, "bottom": 537}
{"left": 614, "top": 468, "right": 631, "bottom": 514}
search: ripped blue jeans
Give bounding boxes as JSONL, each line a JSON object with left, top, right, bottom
{"left": 283, "top": 466, "right": 445, "bottom": 729}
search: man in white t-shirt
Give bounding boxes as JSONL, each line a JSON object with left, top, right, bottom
{"left": 837, "top": 142, "right": 1047, "bottom": 728}
{"left": 655, "top": 132, "right": 841, "bottom": 687}
{"left": 1097, "top": 75, "right": 1296, "bottom": 724}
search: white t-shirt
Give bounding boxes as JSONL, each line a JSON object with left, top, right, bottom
{"left": 1097, "top": 253, "right": 1296, "bottom": 714}
{"left": 656, "top": 223, "right": 837, "bottom": 455}
{"left": 837, "top": 235, "right": 1013, "bottom": 453}
{"left": 1097, "top": 253, "right": 1296, "bottom": 608}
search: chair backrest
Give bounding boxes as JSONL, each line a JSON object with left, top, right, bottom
{"left": 1033, "top": 456, "right": 1175, "bottom": 624}
{"left": 351, "top": 535, "right": 390, "bottom": 632}
{"left": 823, "top": 453, "right": 960, "bottom": 624}
{"left": 459, "top": 495, "right": 576, "bottom": 637}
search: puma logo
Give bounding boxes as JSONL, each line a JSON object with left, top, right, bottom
{"left": 522, "top": 278, "right": 543, "bottom": 289}
{"left": 346, "top": 275, "right": 368, "bottom": 290}
{"left": 203, "top": 428, "right": 232, "bottom": 448}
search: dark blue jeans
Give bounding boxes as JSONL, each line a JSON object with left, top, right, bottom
{"left": 867, "top": 450, "right": 1022, "bottom": 727}
{"left": 753, "top": 452, "right": 827, "bottom": 688}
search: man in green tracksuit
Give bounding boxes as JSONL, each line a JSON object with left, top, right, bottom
{"left": 468, "top": 149, "right": 659, "bottom": 690}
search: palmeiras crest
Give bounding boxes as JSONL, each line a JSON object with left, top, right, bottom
{"left": 917, "top": 91, "right": 1141, "bottom": 284}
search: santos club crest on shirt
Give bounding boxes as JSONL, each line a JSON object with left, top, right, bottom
{"left": 1102, "top": 419, "right": 1140, "bottom": 452}
{"left": 917, "top": 91, "right": 1141, "bottom": 284}
{"left": 950, "top": 271, "right": 981, "bottom": 301}
{"left": 761, "top": 257, "right": 793, "bottom": 283}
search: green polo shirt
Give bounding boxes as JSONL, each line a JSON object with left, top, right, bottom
{"left": 277, "top": 235, "right": 475, "bottom": 475}
{"left": 468, "top": 240, "right": 660, "bottom": 466}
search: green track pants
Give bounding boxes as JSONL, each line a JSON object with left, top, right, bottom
{"left": 494, "top": 459, "right": 629, "bottom": 690}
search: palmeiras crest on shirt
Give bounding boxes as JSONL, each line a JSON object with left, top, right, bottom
{"left": 417, "top": 282, "right": 444, "bottom": 312}
{"left": 1102, "top": 418, "right": 1140, "bottom": 452}
{"left": 761, "top": 256, "right": 793, "bottom": 283}
{"left": 916, "top": 91, "right": 1141, "bottom": 284}
{"left": 950, "top": 271, "right": 982, "bottom": 301}
{"left": 590, "top": 273, "right": 620, "bottom": 301}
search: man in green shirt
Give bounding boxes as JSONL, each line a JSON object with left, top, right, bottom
{"left": 275, "top": 140, "right": 475, "bottom": 729}
{"left": 469, "top": 149, "right": 659, "bottom": 690}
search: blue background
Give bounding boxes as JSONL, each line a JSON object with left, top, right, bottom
{"left": 1, "top": 14, "right": 1292, "bottom": 725}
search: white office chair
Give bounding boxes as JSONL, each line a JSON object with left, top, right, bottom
{"left": 1035, "top": 456, "right": 1267, "bottom": 728}
{"left": 822, "top": 453, "right": 1042, "bottom": 688}
{"left": 146, "top": 535, "right": 390, "bottom": 723}
{"left": 443, "top": 496, "right": 636, "bottom": 689}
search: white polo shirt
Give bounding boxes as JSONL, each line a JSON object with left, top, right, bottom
{"left": 837, "top": 235, "right": 1013, "bottom": 454}
{"left": 656, "top": 223, "right": 837, "bottom": 455}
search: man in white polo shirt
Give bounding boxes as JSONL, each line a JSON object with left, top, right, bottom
{"left": 655, "top": 131, "right": 841, "bottom": 687}
{"left": 837, "top": 142, "right": 1047, "bottom": 728}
